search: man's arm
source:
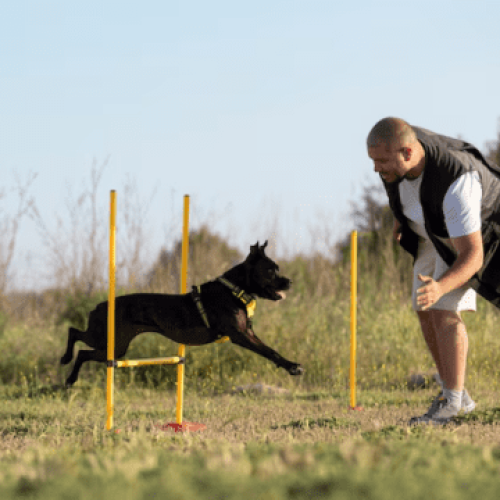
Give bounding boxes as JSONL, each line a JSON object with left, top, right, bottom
{"left": 437, "top": 230, "right": 483, "bottom": 293}
{"left": 417, "top": 171, "right": 483, "bottom": 311}
{"left": 417, "top": 230, "right": 483, "bottom": 310}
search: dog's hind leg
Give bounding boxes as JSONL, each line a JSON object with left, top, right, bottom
{"left": 60, "top": 327, "right": 84, "bottom": 365}
{"left": 61, "top": 306, "right": 108, "bottom": 366}
{"left": 65, "top": 349, "right": 107, "bottom": 386}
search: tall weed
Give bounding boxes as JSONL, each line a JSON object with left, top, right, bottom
{"left": 3, "top": 217, "right": 500, "bottom": 394}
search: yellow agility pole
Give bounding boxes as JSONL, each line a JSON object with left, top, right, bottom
{"left": 160, "top": 195, "right": 206, "bottom": 432}
{"left": 105, "top": 191, "right": 188, "bottom": 431}
{"left": 349, "top": 230, "right": 362, "bottom": 411}
{"left": 106, "top": 190, "right": 117, "bottom": 431}
{"left": 176, "top": 195, "right": 189, "bottom": 424}
{"left": 116, "top": 357, "right": 183, "bottom": 368}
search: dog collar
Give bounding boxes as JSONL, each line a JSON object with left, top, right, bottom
{"left": 217, "top": 277, "right": 257, "bottom": 318}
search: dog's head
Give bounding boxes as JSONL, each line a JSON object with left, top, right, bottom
{"left": 244, "top": 241, "right": 291, "bottom": 301}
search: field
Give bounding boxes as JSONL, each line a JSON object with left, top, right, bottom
{"left": 3, "top": 214, "right": 500, "bottom": 498}
{"left": 2, "top": 382, "right": 500, "bottom": 499}
{"left": 2, "top": 298, "right": 500, "bottom": 498}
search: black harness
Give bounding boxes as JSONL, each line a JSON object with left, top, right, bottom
{"left": 191, "top": 277, "right": 257, "bottom": 341}
{"left": 191, "top": 285, "right": 210, "bottom": 328}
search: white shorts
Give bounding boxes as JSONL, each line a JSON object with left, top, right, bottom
{"left": 412, "top": 238, "right": 476, "bottom": 312}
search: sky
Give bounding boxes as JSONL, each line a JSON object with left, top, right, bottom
{"left": 1, "top": 0, "right": 500, "bottom": 292}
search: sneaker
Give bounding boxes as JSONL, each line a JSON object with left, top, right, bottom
{"left": 409, "top": 391, "right": 444, "bottom": 425}
{"left": 462, "top": 389, "right": 476, "bottom": 414}
{"left": 434, "top": 374, "right": 476, "bottom": 413}
{"left": 428, "top": 396, "right": 461, "bottom": 425}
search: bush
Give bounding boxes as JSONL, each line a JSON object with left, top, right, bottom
{"left": 56, "top": 290, "right": 109, "bottom": 330}
{"left": 0, "top": 309, "right": 7, "bottom": 336}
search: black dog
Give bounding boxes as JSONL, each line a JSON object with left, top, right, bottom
{"left": 61, "top": 241, "right": 303, "bottom": 385}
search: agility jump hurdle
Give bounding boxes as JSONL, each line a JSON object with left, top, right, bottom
{"left": 106, "top": 191, "right": 205, "bottom": 431}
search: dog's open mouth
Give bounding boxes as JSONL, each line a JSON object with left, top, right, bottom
{"left": 268, "top": 290, "right": 286, "bottom": 300}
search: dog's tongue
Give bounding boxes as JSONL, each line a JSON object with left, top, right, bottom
{"left": 277, "top": 291, "right": 286, "bottom": 300}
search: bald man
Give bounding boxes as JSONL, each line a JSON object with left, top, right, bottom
{"left": 367, "top": 117, "right": 500, "bottom": 425}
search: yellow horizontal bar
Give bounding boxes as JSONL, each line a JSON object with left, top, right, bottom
{"left": 115, "top": 357, "right": 184, "bottom": 368}
{"left": 214, "top": 336, "right": 230, "bottom": 344}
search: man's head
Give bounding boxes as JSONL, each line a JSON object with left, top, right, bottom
{"left": 367, "top": 117, "right": 425, "bottom": 183}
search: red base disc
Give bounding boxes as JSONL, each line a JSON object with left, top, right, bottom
{"left": 348, "top": 406, "right": 364, "bottom": 411}
{"left": 156, "top": 422, "right": 207, "bottom": 432}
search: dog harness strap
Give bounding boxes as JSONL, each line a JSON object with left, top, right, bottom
{"left": 191, "top": 285, "right": 211, "bottom": 329}
{"left": 246, "top": 300, "right": 256, "bottom": 318}
{"left": 217, "top": 277, "right": 257, "bottom": 317}
{"left": 217, "top": 277, "right": 255, "bottom": 303}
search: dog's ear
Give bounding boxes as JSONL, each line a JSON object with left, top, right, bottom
{"left": 245, "top": 242, "right": 259, "bottom": 265}
{"left": 248, "top": 241, "right": 268, "bottom": 260}
{"left": 249, "top": 242, "right": 260, "bottom": 255}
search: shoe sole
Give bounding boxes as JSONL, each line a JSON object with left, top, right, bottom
{"left": 409, "top": 416, "right": 431, "bottom": 425}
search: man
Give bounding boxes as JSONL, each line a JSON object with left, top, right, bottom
{"left": 367, "top": 117, "right": 500, "bottom": 425}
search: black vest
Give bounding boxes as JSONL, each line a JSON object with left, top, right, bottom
{"left": 383, "top": 126, "right": 500, "bottom": 307}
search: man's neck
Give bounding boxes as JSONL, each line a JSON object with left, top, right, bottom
{"left": 405, "top": 143, "right": 426, "bottom": 180}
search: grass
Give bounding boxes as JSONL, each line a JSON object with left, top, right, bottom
{"left": 2, "top": 384, "right": 500, "bottom": 499}
{"left": 3, "top": 220, "right": 500, "bottom": 498}
{"left": 2, "top": 287, "right": 500, "bottom": 396}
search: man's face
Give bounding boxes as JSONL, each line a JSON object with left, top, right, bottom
{"left": 368, "top": 144, "right": 408, "bottom": 183}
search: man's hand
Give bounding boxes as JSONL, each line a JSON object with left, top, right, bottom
{"left": 393, "top": 219, "right": 402, "bottom": 243}
{"left": 416, "top": 274, "right": 445, "bottom": 311}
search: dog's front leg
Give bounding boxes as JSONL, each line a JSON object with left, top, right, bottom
{"left": 227, "top": 320, "right": 303, "bottom": 376}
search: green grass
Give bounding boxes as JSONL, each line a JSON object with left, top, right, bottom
{"left": 2, "top": 385, "right": 500, "bottom": 499}
{"left": 3, "top": 237, "right": 500, "bottom": 498}
{"left": 4, "top": 440, "right": 500, "bottom": 500}
{"left": 2, "top": 292, "right": 499, "bottom": 396}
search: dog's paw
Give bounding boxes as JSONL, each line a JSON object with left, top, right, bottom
{"left": 64, "top": 376, "right": 77, "bottom": 387}
{"left": 288, "top": 364, "right": 304, "bottom": 376}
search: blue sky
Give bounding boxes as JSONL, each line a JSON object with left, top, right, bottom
{"left": 1, "top": 0, "right": 500, "bottom": 291}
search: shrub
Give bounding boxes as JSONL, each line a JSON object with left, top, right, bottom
{"left": 56, "top": 290, "right": 109, "bottom": 330}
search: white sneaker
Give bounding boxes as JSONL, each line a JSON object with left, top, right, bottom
{"left": 429, "top": 396, "right": 461, "bottom": 425}
{"left": 434, "top": 374, "right": 475, "bottom": 413}
{"left": 409, "top": 391, "right": 444, "bottom": 425}
{"left": 409, "top": 389, "right": 475, "bottom": 426}
{"left": 461, "top": 389, "right": 476, "bottom": 413}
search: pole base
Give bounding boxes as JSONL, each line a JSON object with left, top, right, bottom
{"left": 348, "top": 406, "right": 364, "bottom": 411}
{"left": 157, "top": 422, "right": 207, "bottom": 432}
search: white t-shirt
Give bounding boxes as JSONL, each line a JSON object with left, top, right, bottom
{"left": 399, "top": 171, "right": 482, "bottom": 240}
